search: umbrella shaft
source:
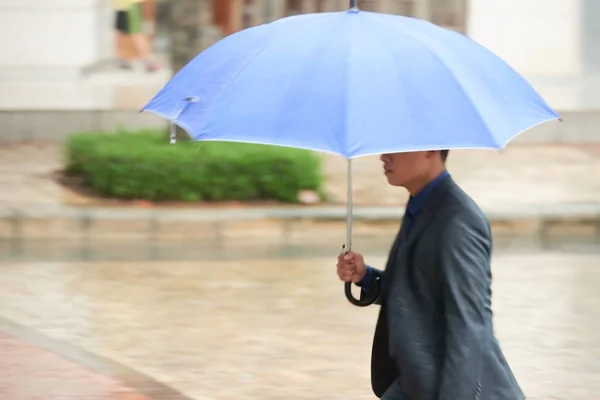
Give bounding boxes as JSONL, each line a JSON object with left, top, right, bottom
{"left": 349, "top": 0, "right": 357, "bottom": 9}
{"left": 346, "top": 158, "right": 353, "bottom": 251}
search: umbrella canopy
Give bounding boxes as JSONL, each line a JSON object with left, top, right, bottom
{"left": 142, "top": 7, "right": 559, "bottom": 306}
{"left": 143, "top": 10, "right": 559, "bottom": 158}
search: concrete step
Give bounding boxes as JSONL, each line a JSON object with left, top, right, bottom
{"left": 1, "top": 204, "right": 598, "bottom": 241}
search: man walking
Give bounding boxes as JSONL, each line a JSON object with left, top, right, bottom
{"left": 337, "top": 150, "right": 524, "bottom": 400}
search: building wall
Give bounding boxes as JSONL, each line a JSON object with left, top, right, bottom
{"left": 212, "top": 0, "right": 244, "bottom": 36}
{"left": 467, "top": 0, "right": 581, "bottom": 79}
{"left": 581, "top": 0, "right": 600, "bottom": 76}
{"left": 0, "top": 0, "right": 104, "bottom": 79}
{"left": 248, "top": 0, "right": 466, "bottom": 31}
{"left": 2, "top": 0, "right": 581, "bottom": 83}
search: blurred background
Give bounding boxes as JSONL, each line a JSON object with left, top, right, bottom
{"left": 0, "top": 1, "right": 599, "bottom": 399}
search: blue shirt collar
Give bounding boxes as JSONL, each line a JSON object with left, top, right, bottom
{"left": 406, "top": 171, "right": 449, "bottom": 216}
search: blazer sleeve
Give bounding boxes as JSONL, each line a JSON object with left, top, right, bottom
{"left": 438, "top": 212, "right": 491, "bottom": 400}
{"left": 360, "top": 268, "right": 386, "bottom": 306}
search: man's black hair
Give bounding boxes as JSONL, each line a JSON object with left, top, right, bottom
{"left": 440, "top": 150, "right": 449, "bottom": 163}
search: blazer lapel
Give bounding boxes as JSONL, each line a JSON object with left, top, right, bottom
{"left": 399, "top": 175, "right": 454, "bottom": 251}
{"left": 380, "top": 176, "right": 454, "bottom": 298}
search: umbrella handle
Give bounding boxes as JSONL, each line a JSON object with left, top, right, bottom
{"left": 344, "top": 281, "right": 378, "bottom": 307}
{"left": 343, "top": 158, "right": 376, "bottom": 306}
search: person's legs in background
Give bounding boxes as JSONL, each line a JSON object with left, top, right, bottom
{"left": 115, "top": 10, "right": 133, "bottom": 69}
{"left": 125, "top": 2, "right": 159, "bottom": 72}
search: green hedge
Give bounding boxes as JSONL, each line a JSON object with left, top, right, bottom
{"left": 64, "top": 130, "right": 324, "bottom": 203}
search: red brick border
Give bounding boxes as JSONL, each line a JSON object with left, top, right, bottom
{"left": 0, "top": 331, "right": 150, "bottom": 400}
{"left": 0, "top": 317, "right": 192, "bottom": 400}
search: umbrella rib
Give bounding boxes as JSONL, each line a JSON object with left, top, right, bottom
{"left": 195, "top": 16, "right": 335, "bottom": 134}
{"left": 363, "top": 13, "right": 494, "bottom": 145}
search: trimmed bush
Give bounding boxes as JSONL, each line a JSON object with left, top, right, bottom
{"left": 64, "top": 130, "right": 324, "bottom": 203}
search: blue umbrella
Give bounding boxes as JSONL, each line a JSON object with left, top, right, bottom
{"left": 143, "top": 0, "right": 559, "bottom": 305}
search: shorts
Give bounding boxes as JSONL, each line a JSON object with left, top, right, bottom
{"left": 115, "top": 4, "right": 143, "bottom": 35}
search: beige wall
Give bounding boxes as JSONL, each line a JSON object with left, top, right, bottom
{"left": 0, "top": 0, "right": 103, "bottom": 79}
{"left": 467, "top": 0, "right": 582, "bottom": 79}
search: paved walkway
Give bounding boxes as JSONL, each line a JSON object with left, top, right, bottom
{"left": 323, "top": 143, "right": 600, "bottom": 209}
{"left": 0, "top": 249, "right": 598, "bottom": 399}
{"left": 1, "top": 142, "right": 598, "bottom": 212}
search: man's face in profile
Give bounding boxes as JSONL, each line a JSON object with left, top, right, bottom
{"left": 380, "top": 151, "right": 437, "bottom": 187}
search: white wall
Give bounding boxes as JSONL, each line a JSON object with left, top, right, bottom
{"left": 581, "top": 0, "right": 600, "bottom": 76}
{"left": 467, "top": 0, "right": 581, "bottom": 79}
{"left": 0, "top": 0, "right": 106, "bottom": 79}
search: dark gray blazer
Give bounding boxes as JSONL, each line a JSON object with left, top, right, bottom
{"left": 361, "top": 176, "right": 524, "bottom": 400}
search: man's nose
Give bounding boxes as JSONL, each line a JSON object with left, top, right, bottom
{"left": 380, "top": 153, "right": 389, "bottom": 162}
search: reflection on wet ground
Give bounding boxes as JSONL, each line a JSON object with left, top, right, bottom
{"left": 0, "top": 238, "right": 599, "bottom": 399}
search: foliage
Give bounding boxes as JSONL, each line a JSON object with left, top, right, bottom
{"left": 64, "top": 130, "right": 324, "bottom": 203}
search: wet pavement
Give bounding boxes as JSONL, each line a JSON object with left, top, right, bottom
{"left": 0, "top": 243, "right": 599, "bottom": 400}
